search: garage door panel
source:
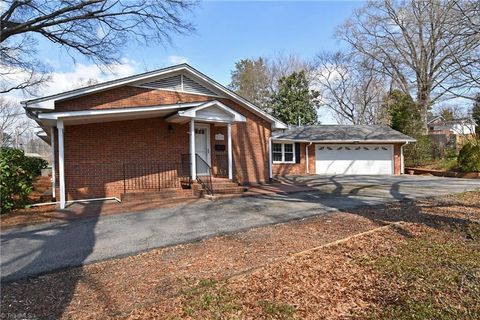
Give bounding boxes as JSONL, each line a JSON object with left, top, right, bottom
{"left": 315, "top": 144, "right": 393, "bottom": 175}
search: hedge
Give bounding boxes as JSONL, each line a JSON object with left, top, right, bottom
{"left": 0, "top": 148, "right": 48, "bottom": 214}
{"left": 457, "top": 142, "right": 480, "bottom": 173}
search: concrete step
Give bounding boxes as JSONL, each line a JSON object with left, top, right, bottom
{"left": 194, "top": 183, "right": 248, "bottom": 195}
{"left": 212, "top": 186, "right": 247, "bottom": 194}
{"left": 211, "top": 182, "right": 240, "bottom": 188}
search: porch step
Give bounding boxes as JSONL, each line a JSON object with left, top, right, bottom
{"left": 211, "top": 186, "right": 248, "bottom": 194}
{"left": 121, "top": 188, "right": 197, "bottom": 202}
{"left": 193, "top": 179, "right": 248, "bottom": 196}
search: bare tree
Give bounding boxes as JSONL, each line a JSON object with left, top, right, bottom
{"left": 449, "top": 0, "right": 480, "bottom": 87}
{"left": 229, "top": 53, "right": 310, "bottom": 111}
{"left": 229, "top": 58, "right": 272, "bottom": 110}
{"left": 336, "top": 0, "right": 480, "bottom": 130}
{"left": 268, "top": 52, "right": 310, "bottom": 91}
{"left": 0, "top": 97, "right": 32, "bottom": 147}
{"left": 1, "top": 0, "right": 198, "bottom": 95}
{"left": 313, "top": 51, "right": 388, "bottom": 125}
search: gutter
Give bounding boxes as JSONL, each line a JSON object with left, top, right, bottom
{"left": 272, "top": 138, "right": 416, "bottom": 144}
{"left": 268, "top": 136, "right": 273, "bottom": 180}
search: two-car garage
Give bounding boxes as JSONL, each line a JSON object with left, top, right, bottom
{"left": 314, "top": 144, "right": 394, "bottom": 175}
{"left": 271, "top": 125, "right": 416, "bottom": 176}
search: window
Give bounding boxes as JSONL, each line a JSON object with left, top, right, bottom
{"left": 272, "top": 143, "right": 282, "bottom": 162}
{"left": 272, "top": 142, "right": 295, "bottom": 163}
{"left": 284, "top": 143, "right": 294, "bottom": 162}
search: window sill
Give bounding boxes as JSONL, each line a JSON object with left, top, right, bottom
{"left": 273, "top": 161, "right": 296, "bottom": 164}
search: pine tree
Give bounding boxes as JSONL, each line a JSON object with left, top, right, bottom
{"left": 388, "top": 90, "right": 423, "bottom": 137}
{"left": 270, "top": 71, "right": 319, "bottom": 125}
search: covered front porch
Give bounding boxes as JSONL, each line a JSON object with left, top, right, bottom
{"left": 32, "top": 100, "right": 247, "bottom": 209}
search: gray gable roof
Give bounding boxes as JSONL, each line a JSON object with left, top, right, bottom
{"left": 272, "top": 125, "right": 415, "bottom": 142}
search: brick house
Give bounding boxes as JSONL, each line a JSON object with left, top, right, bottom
{"left": 24, "top": 64, "right": 414, "bottom": 208}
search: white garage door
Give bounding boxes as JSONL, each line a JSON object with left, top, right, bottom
{"left": 315, "top": 144, "right": 393, "bottom": 175}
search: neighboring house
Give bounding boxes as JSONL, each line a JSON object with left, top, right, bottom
{"left": 22, "top": 64, "right": 414, "bottom": 209}
{"left": 428, "top": 115, "right": 476, "bottom": 136}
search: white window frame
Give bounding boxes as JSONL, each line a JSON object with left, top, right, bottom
{"left": 272, "top": 142, "right": 295, "bottom": 164}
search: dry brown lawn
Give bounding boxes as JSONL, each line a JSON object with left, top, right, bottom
{"left": 1, "top": 191, "right": 479, "bottom": 320}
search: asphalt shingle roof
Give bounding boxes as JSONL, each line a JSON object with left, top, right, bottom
{"left": 272, "top": 125, "right": 416, "bottom": 142}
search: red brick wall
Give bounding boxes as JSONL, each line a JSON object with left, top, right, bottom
{"left": 393, "top": 143, "right": 402, "bottom": 175}
{"left": 53, "top": 87, "right": 271, "bottom": 199}
{"left": 272, "top": 143, "right": 315, "bottom": 176}
{"left": 55, "top": 87, "right": 212, "bottom": 112}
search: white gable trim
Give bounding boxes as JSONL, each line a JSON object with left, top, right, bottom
{"left": 21, "top": 64, "right": 287, "bottom": 129}
{"left": 167, "top": 100, "right": 246, "bottom": 123}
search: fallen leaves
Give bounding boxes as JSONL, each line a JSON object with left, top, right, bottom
{"left": 1, "top": 191, "right": 480, "bottom": 319}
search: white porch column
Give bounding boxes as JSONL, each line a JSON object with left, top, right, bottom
{"left": 50, "top": 127, "right": 56, "bottom": 200}
{"left": 189, "top": 119, "right": 196, "bottom": 180}
{"left": 57, "top": 120, "right": 66, "bottom": 209}
{"left": 227, "top": 123, "right": 233, "bottom": 180}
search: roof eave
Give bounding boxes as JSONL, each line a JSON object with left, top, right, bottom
{"left": 272, "top": 138, "right": 416, "bottom": 143}
{"left": 21, "top": 63, "right": 287, "bottom": 129}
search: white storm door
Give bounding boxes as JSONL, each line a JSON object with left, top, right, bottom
{"left": 194, "top": 124, "right": 210, "bottom": 175}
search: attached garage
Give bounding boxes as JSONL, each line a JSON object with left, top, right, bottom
{"left": 315, "top": 144, "right": 393, "bottom": 175}
{"left": 271, "top": 125, "right": 416, "bottom": 177}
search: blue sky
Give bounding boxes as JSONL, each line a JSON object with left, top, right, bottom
{"left": 37, "top": 1, "right": 363, "bottom": 85}
{"left": 27, "top": 1, "right": 365, "bottom": 123}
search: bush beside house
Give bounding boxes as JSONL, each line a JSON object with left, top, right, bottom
{"left": 0, "top": 148, "right": 48, "bottom": 214}
{"left": 457, "top": 142, "right": 480, "bottom": 173}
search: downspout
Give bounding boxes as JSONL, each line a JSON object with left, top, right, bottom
{"left": 50, "top": 127, "right": 56, "bottom": 200}
{"left": 306, "top": 142, "right": 312, "bottom": 174}
{"left": 268, "top": 136, "right": 273, "bottom": 181}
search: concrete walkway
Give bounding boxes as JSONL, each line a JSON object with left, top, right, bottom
{"left": 1, "top": 175, "right": 479, "bottom": 282}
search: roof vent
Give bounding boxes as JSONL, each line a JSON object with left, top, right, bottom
{"left": 138, "top": 74, "right": 218, "bottom": 96}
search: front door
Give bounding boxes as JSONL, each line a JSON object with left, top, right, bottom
{"left": 195, "top": 124, "right": 210, "bottom": 176}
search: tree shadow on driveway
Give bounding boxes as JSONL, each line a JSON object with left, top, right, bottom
{"left": 260, "top": 176, "right": 479, "bottom": 238}
{"left": 0, "top": 201, "right": 107, "bottom": 319}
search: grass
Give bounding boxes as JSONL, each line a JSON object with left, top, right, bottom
{"left": 181, "top": 279, "right": 241, "bottom": 319}
{"left": 180, "top": 279, "right": 298, "bottom": 319}
{"left": 259, "top": 300, "right": 296, "bottom": 319}
{"left": 358, "top": 223, "right": 480, "bottom": 319}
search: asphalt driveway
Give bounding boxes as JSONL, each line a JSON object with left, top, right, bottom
{"left": 1, "top": 175, "right": 479, "bottom": 282}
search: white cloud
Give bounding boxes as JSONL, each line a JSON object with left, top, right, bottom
{"left": 167, "top": 55, "right": 188, "bottom": 65}
{"left": 1, "top": 58, "right": 140, "bottom": 103}
{"left": 42, "top": 58, "right": 138, "bottom": 95}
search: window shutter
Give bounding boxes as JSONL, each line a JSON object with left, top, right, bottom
{"left": 295, "top": 143, "right": 301, "bottom": 164}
